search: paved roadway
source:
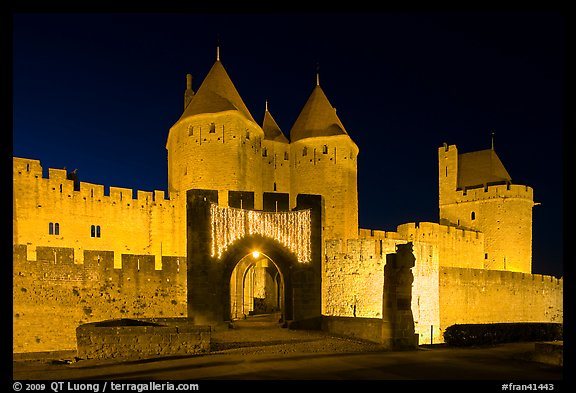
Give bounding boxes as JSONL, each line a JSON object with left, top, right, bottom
{"left": 12, "top": 314, "right": 565, "bottom": 386}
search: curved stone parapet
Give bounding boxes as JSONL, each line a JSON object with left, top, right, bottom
{"left": 76, "top": 318, "right": 210, "bottom": 360}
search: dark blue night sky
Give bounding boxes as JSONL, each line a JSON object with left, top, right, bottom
{"left": 11, "top": 12, "right": 565, "bottom": 278}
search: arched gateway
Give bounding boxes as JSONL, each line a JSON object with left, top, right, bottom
{"left": 186, "top": 189, "right": 322, "bottom": 328}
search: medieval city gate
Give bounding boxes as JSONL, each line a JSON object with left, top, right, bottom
{"left": 186, "top": 189, "right": 322, "bottom": 328}
{"left": 226, "top": 242, "right": 287, "bottom": 321}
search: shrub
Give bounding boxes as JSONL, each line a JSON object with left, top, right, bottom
{"left": 443, "top": 323, "right": 562, "bottom": 346}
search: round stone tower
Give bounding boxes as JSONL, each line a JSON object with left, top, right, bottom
{"left": 438, "top": 143, "right": 535, "bottom": 273}
{"left": 289, "top": 77, "right": 359, "bottom": 241}
{"left": 166, "top": 52, "right": 264, "bottom": 208}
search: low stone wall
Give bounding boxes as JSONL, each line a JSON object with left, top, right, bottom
{"left": 76, "top": 319, "right": 210, "bottom": 360}
{"left": 322, "top": 316, "right": 383, "bottom": 344}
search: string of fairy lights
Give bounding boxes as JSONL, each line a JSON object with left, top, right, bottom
{"left": 210, "top": 203, "right": 311, "bottom": 263}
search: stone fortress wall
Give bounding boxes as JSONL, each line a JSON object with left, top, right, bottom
{"left": 12, "top": 155, "right": 563, "bottom": 351}
{"left": 13, "top": 157, "right": 185, "bottom": 269}
{"left": 438, "top": 144, "right": 535, "bottom": 273}
{"left": 438, "top": 268, "right": 563, "bottom": 328}
{"left": 13, "top": 245, "right": 186, "bottom": 353}
{"left": 12, "top": 54, "right": 562, "bottom": 352}
{"left": 13, "top": 158, "right": 188, "bottom": 352}
{"left": 325, "top": 227, "right": 562, "bottom": 344}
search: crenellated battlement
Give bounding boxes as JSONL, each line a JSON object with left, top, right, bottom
{"left": 396, "top": 222, "right": 484, "bottom": 242}
{"left": 451, "top": 183, "right": 534, "bottom": 204}
{"left": 13, "top": 244, "right": 188, "bottom": 353}
{"left": 358, "top": 228, "right": 403, "bottom": 240}
{"left": 437, "top": 144, "right": 534, "bottom": 205}
{"left": 359, "top": 223, "right": 484, "bottom": 244}
{"left": 13, "top": 157, "right": 175, "bottom": 206}
{"left": 13, "top": 244, "right": 186, "bottom": 283}
{"left": 358, "top": 222, "right": 486, "bottom": 270}
{"left": 441, "top": 266, "right": 563, "bottom": 284}
{"left": 13, "top": 157, "right": 43, "bottom": 177}
{"left": 326, "top": 235, "right": 420, "bottom": 264}
{"left": 437, "top": 143, "right": 536, "bottom": 274}
{"left": 439, "top": 143, "right": 457, "bottom": 153}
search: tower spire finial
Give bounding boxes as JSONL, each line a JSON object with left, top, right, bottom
{"left": 216, "top": 34, "right": 220, "bottom": 61}
{"left": 491, "top": 130, "right": 495, "bottom": 150}
{"left": 265, "top": 99, "right": 268, "bottom": 112}
{"left": 316, "top": 62, "right": 320, "bottom": 86}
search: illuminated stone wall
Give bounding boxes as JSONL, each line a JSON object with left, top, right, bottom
{"left": 13, "top": 154, "right": 562, "bottom": 351}
{"left": 290, "top": 135, "right": 359, "bottom": 241}
{"left": 438, "top": 267, "right": 563, "bottom": 336}
{"left": 12, "top": 49, "right": 561, "bottom": 354}
{"left": 166, "top": 112, "right": 265, "bottom": 209}
{"left": 441, "top": 193, "right": 534, "bottom": 272}
{"left": 261, "top": 139, "right": 291, "bottom": 195}
{"left": 251, "top": 265, "right": 279, "bottom": 314}
{"left": 13, "top": 245, "right": 186, "bottom": 353}
{"left": 395, "top": 222, "right": 485, "bottom": 269}
{"left": 328, "top": 228, "right": 563, "bottom": 345}
{"left": 13, "top": 158, "right": 185, "bottom": 269}
{"left": 324, "top": 238, "right": 440, "bottom": 344}
{"left": 438, "top": 144, "right": 535, "bottom": 273}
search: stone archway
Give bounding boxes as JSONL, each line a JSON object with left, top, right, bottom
{"left": 186, "top": 189, "right": 322, "bottom": 328}
{"left": 219, "top": 235, "right": 297, "bottom": 324}
{"left": 229, "top": 252, "right": 282, "bottom": 320}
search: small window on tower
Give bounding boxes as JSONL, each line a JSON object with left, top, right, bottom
{"left": 246, "top": 131, "right": 250, "bottom": 140}
{"left": 262, "top": 148, "right": 268, "bottom": 157}
{"left": 471, "top": 211, "right": 476, "bottom": 220}
{"left": 96, "top": 225, "right": 101, "bottom": 238}
{"left": 209, "top": 123, "right": 216, "bottom": 133}
{"left": 91, "top": 225, "right": 95, "bottom": 238}
{"left": 303, "top": 147, "right": 308, "bottom": 156}
{"left": 54, "top": 223, "right": 60, "bottom": 235}
{"left": 188, "top": 124, "right": 194, "bottom": 136}
{"left": 284, "top": 152, "right": 289, "bottom": 160}
{"left": 322, "top": 145, "right": 328, "bottom": 154}
{"left": 49, "top": 222, "right": 54, "bottom": 235}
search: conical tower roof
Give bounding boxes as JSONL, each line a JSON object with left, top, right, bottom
{"left": 457, "top": 148, "right": 512, "bottom": 189}
{"left": 262, "top": 102, "right": 289, "bottom": 143}
{"left": 177, "top": 59, "right": 256, "bottom": 124}
{"left": 289, "top": 84, "right": 348, "bottom": 142}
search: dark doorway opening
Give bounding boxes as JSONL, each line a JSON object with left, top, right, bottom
{"left": 229, "top": 251, "right": 284, "bottom": 320}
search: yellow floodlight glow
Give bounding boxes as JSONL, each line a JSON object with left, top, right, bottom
{"left": 252, "top": 251, "right": 260, "bottom": 259}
